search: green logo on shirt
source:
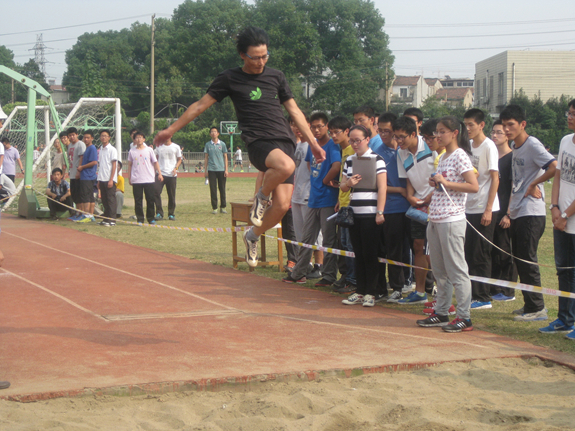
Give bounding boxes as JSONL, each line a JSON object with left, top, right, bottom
{"left": 250, "top": 87, "right": 262, "bottom": 100}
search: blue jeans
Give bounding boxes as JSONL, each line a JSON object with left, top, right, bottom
{"left": 554, "top": 229, "right": 575, "bottom": 326}
{"left": 340, "top": 227, "right": 356, "bottom": 285}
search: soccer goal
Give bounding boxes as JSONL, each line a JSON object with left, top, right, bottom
{"left": 0, "top": 97, "right": 122, "bottom": 215}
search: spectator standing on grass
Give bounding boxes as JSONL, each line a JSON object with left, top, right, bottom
{"left": 340, "top": 125, "right": 387, "bottom": 308}
{"left": 490, "top": 120, "right": 517, "bottom": 301}
{"left": 76, "top": 130, "right": 98, "bottom": 223}
{"left": 128, "top": 132, "right": 163, "bottom": 224}
{"left": 154, "top": 135, "right": 182, "bottom": 221}
{"left": 416, "top": 116, "right": 478, "bottom": 333}
{"left": 66, "top": 128, "right": 85, "bottom": 220}
{"left": 463, "top": 108, "right": 500, "bottom": 311}
{"left": 234, "top": 146, "right": 243, "bottom": 172}
{"left": 204, "top": 127, "right": 228, "bottom": 215}
{"left": 501, "top": 104, "right": 556, "bottom": 322}
{"left": 282, "top": 112, "right": 340, "bottom": 287}
{"left": 2, "top": 137, "right": 24, "bottom": 184}
{"left": 96, "top": 130, "right": 118, "bottom": 226}
{"left": 51, "top": 138, "right": 66, "bottom": 178}
{"left": 540, "top": 99, "right": 575, "bottom": 338}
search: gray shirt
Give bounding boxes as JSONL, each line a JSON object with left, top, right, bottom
{"left": 68, "top": 141, "right": 86, "bottom": 179}
{"left": 510, "top": 136, "right": 555, "bottom": 219}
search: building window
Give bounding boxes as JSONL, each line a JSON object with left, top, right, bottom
{"left": 489, "top": 75, "right": 494, "bottom": 100}
{"left": 400, "top": 88, "right": 408, "bottom": 98}
{"left": 498, "top": 72, "right": 504, "bottom": 96}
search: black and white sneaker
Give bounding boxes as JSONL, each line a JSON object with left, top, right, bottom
{"left": 387, "top": 291, "right": 402, "bottom": 303}
{"left": 442, "top": 317, "right": 473, "bottom": 333}
{"left": 243, "top": 229, "right": 259, "bottom": 267}
{"left": 98, "top": 220, "right": 111, "bottom": 227}
{"left": 249, "top": 195, "right": 269, "bottom": 227}
{"left": 374, "top": 293, "right": 388, "bottom": 303}
{"left": 416, "top": 313, "right": 450, "bottom": 327}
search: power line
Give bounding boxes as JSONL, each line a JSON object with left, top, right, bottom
{"left": 0, "top": 14, "right": 152, "bottom": 37}
{"left": 385, "top": 17, "right": 575, "bottom": 28}
{"left": 391, "top": 28, "right": 575, "bottom": 39}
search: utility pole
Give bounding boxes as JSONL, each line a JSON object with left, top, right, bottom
{"left": 11, "top": 79, "right": 15, "bottom": 104}
{"left": 150, "top": 14, "right": 156, "bottom": 135}
{"left": 385, "top": 62, "right": 389, "bottom": 111}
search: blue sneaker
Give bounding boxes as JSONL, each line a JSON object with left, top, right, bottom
{"left": 492, "top": 293, "right": 515, "bottom": 302}
{"left": 149, "top": 219, "right": 156, "bottom": 225}
{"left": 539, "top": 319, "right": 575, "bottom": 334}
{"left": 155, "top": 213, "right": 163, "bottom": 220}
{"left": 68, "top": 214, "right": 82, "bottom": 222}
{"left": 470, "top": 300, "right": 492, "bottom": 310}
{"left": 398, "top": 291, "right": 427, "bottom": 304}
{"left": 566, "top": 330, "right": 575, "bottom": 340}
{"left": 168, "top": 215, "right": 175, "bottom": 221}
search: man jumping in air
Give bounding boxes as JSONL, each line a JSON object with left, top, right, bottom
{"left": 154, "top": 27, "right": 324, "bottom": 267}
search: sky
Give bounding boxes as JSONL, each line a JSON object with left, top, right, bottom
{"left": 1, "top": 0, "right": 575, "bottom": 87}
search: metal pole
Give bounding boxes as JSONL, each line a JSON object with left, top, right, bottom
{"left": 115, "top": 98, "right": 122, "bottom": 156}
{"left": 24, "top": 88, "right": 36, "bottom": 187}
{"left": 45, "top": 108, "right": 51, "bottom": 176}
{"left": 150, "top": 14, "right": 156, "bottom": 135}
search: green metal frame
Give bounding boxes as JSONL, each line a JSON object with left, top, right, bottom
{"left": 0, "top": 65, "right": 63, "bottom": 218}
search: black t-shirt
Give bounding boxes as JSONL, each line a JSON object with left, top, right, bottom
{"left": 497, "top": 151, "right": 513, "bottom": 222}
{"left": 207, "top": 67, "right": 297, "bottom": 146}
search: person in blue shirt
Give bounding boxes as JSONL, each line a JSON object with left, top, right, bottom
{"left": 76, "top": 130, "right": 98, "bottom": 222}
{"left": 283, "top": 112, "right": 341, "bottom": 287}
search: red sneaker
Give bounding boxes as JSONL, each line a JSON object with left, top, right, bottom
{"left": 423, "top": 304, "right": 456, "bottom": 316}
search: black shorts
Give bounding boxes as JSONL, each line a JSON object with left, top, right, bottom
{"left": 79, "top": 179, "right": 96, "bottom": 203}
{"left": 70, "top": 179, "right": 81, "bottom": 203}
{"left": 248, "top": 138, "right": 296, "bottom": 185}
{"left": 410, "top": 219, "right": 427, "bottom": 240}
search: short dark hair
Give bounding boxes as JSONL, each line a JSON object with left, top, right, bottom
{"left": 328, "top": 116, "right": 352, "bottom": 131}
{"left": 568, "top": 99, "right": 575, "bottom": 110}
{"left": 236, "top": 27, "right": 269, "bottom": 54}
{"left": 378, "top": 112, "right": 397, "bottom": 125}
{"left": 134, "top": 131, "right": 145, "bottom": 139}
{"left": 100, "top": 129, "right": 111, "bottom": 137}
{"left": 83, "top": 130, "right": 94, "bottom": 138}
{"left": 393, "top": 116, "right": 417, "bottom": 135}
{"left": 420, "top": 118, "right": 439, "bottom": 137}
{"left": 493, "top": 119, "right": 503, "bottom": 127}
{"left": 59, "top": 131, "right": 68, "bottom": 139}
{"left": 464, "top": 108, "right": 485, "bottom": 124}
{"left": 209, "top": 127, "right": 219, "bottom": 133}
{"left": 67, "top": 127, "right": 78, "bottom": 135}
{"left": 403, "top": 108, "right": 423, "bottom": 123}
{"left": 500, "top": 104, "right": 526, "bottom": 123}
{"left": 1, "top": 137, "right": 9, "bottom": 144}
{"left": 129, "top": 128, "right": 138, "bottom": 135}
{"left": 310, "top": 112, "right": 329, "bottom": 125}
{"left": 349, "top": 125, "right": 371, "bottom": 139}
{"left": 51, "top": 167, "right": 63, "bottom": 175}
{"left": 353, "top": 105, "right": 375, "bottom": 119}
{"left": 118, "top": 161, "right": 123, "bottom": 169}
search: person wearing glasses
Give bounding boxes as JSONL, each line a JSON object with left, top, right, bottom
{"left": 154, "top": 26, "right": 324, "bottom": 268}
{"left": 394, "top": 116, "right": 436, "bottom": 305}
{"left": 340, "top": 125, "right": 387, "bottom": 307}
{"left": 489, "top": 119, "right": 517, "bottom": 301}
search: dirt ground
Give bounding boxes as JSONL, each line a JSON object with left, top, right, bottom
{"left": 2, "top": 357, "right": 575, "bottom": 431}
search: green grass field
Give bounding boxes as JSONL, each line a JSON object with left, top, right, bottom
{"left": 17, "top": 176, "right": 575, "bottom": 356}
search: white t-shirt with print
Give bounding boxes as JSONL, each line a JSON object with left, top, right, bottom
{"left": 155, "top": 143, "right": 182, "bottom": 177}
{"left": 557, "top": 133, "right": 575, "bottom": 234}
{"left": 466, "top": 137, "right": 500, "bottom": 214}
{"left": 429, "top": 148, "right": 474, "bottom": 222}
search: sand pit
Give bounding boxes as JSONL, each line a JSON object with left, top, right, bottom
{"left": 1, "top": 357, "right": 575, "bottom": 430}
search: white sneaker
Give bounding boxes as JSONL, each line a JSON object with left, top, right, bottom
{"left": 342, "top": 293, "right": 364, "bottom": 305}
{"left": 243, "top": 229, "right": 258, "bottom": 268}
{"left": 362, "top": 294, "right": 375, "bottom": 307}
{"left": 249, "top": 195, "right": 268, "bottom": 227}
{"left": 514, "top": 308, "right": 548, "bottom": 322}
{"left": 402, "top": 283, "right": 415, "bottom": 293}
